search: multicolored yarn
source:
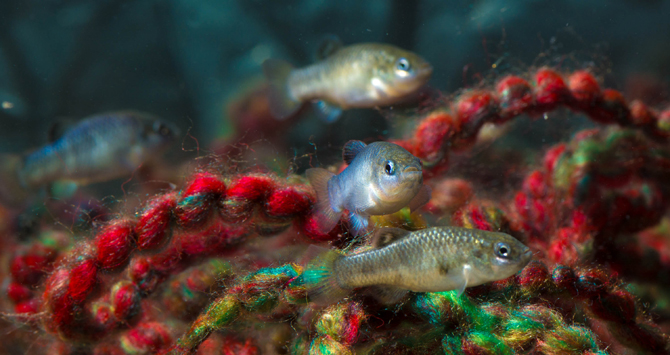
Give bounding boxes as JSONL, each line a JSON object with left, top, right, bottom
{"left": 3, "top": 68, "right": 670, "bottom": 354}
{"left": 197, "top": 334, "right": 260, "bottom": 355}
{"left": 7, "top": 231, "right": 71, "bottom": 315}
{"left": 511, "top": 127, "right": 670, "bottom": 280}
{"left": 31, "top": 172, "right": 345, "bottom": 342}
{"left": 168, "top": 264, "right": 303, "bottom": 354}
{"left": 161, "top": 259, "right": 234, "bottom": 320}
{"left": 394, "top": 69, "right": 670, "bottom": 172}
{"left": 159, "top": 259, "right": 667, "bottom": 354}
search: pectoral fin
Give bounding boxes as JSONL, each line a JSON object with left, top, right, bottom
{"left": 348, "top": 212, "right": 370, "bottom": 237}
{"left": 457, "top": 265, "right": 472, "bottom": 297}
{"left": 408, "top": 185, "right": 432, "bottom": 212}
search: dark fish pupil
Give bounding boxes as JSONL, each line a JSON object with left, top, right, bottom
{"left": 397, "top": 58, "right": 410, "bottom": 71}
{"left": 495, "top": 242, "right": 510, "bottom": 258}
{"left": 385, "top": 161, "right": 394, "bottom": 175}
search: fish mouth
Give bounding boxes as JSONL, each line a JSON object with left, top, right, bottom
{"left": 522, "top": 249, "right": 533, "bottom": 261}
{"left": 418, "top": 63, "right": 433, "bottom": 78}
{"left": 403, "top": 166, "right": 421, "bottom": 173}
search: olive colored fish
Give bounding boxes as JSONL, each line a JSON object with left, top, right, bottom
{"left": 302, "top": 226, "right": 533, "bottom": 305}
{"left": 262, "top": 41, "right": 433, "bottom": 122}
{"left": 0, "top": 111, "right": 178, "bottom": 204}
{"left": 306, "top": 140, "right": 431, "bottom": 236}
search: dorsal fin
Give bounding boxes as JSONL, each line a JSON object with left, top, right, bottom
{"left": 47, "top": 118, "right": 76, "bottom": 143}
{"left": 342, "top": 140, "right": 366, "bottom": 165}
{"left": 371, "top": 227, "right": 411, "bottom": 248}
{"left": 315, "top": 35, "right": 344, "bottom": 61}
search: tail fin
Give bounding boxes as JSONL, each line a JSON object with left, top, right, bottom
{"left": 0, "top": 154, "right": 30, "bottom": 206}
{"left": 301, "top": 246, "right": 349, "bottom": 305}
{"left": 305, "top": 168, "right": 340, "bottom": 233}
{"left": 262, "top": 59, "right": 301, "bottom": 120}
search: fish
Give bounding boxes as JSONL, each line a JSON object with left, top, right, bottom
{"left": 301, "top": 226, "right": 533, "bottom": 305}
{"left": 0, "top": 111, "right": 179, "bottom": 204}
{"left": 262, "top": 40, "right": 433, "bottom": 122}
{"left": 306, "top": 140, "right": 431, "bottom": 236}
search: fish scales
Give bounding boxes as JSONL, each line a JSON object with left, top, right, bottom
{"left": 21, "top": 116, "right": 144, "bottom": 186}
{"left": 263, "top": 42, "right": 432, "bottom": 121}
{"left": 12, "top": 112, "right": 178, "bottom": 190}
{"left": 289, "top": 45, "right": 382, "bottom": 106}
{"left": 303, "top": 226, "right": 532, "bottom": 305}
{"left": 335, "top": 228, "right": 483, "bottom": 290}
{"left": 306, "top": 140, "right": 431, "bottom": 236}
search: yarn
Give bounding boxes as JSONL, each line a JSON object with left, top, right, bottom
{"left": 4, "top": 68, "right": 670, "bottom": 354}
{"left": 35, "top": 172, "right": 344, "bottom": 342}
{"left": 397, "top": 69, "right": 670, "bottom": 172}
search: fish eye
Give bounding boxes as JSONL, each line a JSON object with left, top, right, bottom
{"left": 495, "top": 242, "right": 510, "bottom": 258}
{"left": 154, "top": 121, "right": 171, "bottom": 136}
{"left": 384, "top": 160, "right": 395, "bottom": 175}
{"left": 396, "top": 58, "right": 411, "bottom": 72}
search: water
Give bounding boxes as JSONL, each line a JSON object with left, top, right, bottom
{"left": 0, "top": 1, "right": 669, "bottom": 354}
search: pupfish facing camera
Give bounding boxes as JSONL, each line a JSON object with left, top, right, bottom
{"left": 263, "top": 41, "right": 433, "bottom": 122}
{"left": 306, "top": 140, "right": 431, "bottom": 235}
{"left": 301, "top": 226, "right": 533, "bottom": 305}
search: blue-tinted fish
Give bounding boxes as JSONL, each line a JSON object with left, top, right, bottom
{"left": 306, "top": 140, "right": 431, "bottom": 235}
{"left": 0, "top": 111, "right": 178, "bottom": 204}
{"left": 263, "top": 41, "right": 433, "bottom": 122}
{"left": 302, "top": 226, "right": 533, "bottom": 305}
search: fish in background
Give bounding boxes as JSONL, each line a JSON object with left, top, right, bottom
{"left": 301, "top": 226, "right": 533, "bottom": 305}
{"left": 306, "top": 140, "right": 431, "bottom": 235}
{"left": 263, "top": 37, "right": 433, "bottom": 122}
{"left": 0, "top": 111, "right": 179, "bottom": 205}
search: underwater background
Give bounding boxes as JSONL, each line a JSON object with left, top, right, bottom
{"left": 1, "top": 1, "right": 670, "bottom": 354}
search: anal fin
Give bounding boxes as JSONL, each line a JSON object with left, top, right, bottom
{"left": 313, "top": 101, "right": 343, "bottom": 123}
{"left": 49, "top": 180, "right": 79, "bottom": 200}
{"left": 367, "top": 285, "right": 409, "bottom": 305}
